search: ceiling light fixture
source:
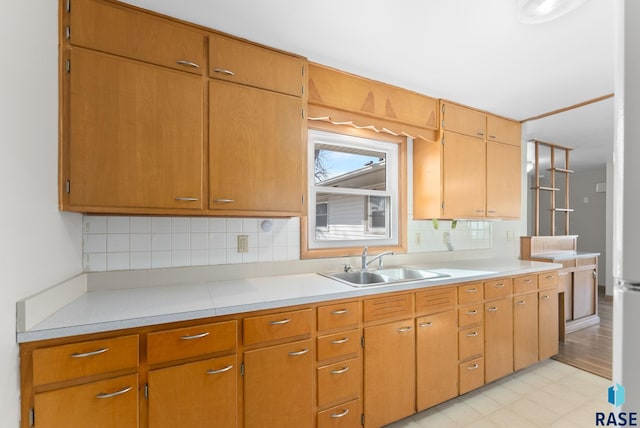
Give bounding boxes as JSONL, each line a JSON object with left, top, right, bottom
{"left": 518, "top": 0, "right": 591, "bottom": 24}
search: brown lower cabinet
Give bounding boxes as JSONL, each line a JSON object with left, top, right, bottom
{"left": 20, "top": 270, "right": 560, "bottom": 428}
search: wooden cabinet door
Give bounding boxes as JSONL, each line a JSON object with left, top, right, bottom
{"left": 209, "top": 80, "right": 304, "bottom": 214}
{"left": 363, "top": 320, "right": 415, "bottom": 428}
{"left": 244, "top": 339, "right": 313, "bottom": 428}
{"left": 441, "top": 102, "right": 486, "bottom": 139}
{"left": 486, "top": 115, "right": 521, "bottom": 146}
{"left": 539, "top": 290, "right": 560, "bottom": 360}
{"left": 148, "top": 355, "right": 237, "bottom": 428}
{"left": 484, "top": 298, "right": 513, "bottom": 383}
{"left": 67, "top": 48, "right": 204, "bottom": 211}
{"left": 486, "top": 141, "right": 521, "bottom": 219}
{"left": 34, "top": 374, "right": 138, "bottom": 428}
{"left": 513, "top": 293, "right": 539, "bottom": 371}
{"left": 573, "top": 270, "right": 597, "bottom": 319}
{"left": 442, "top": 132, "right": 486, "bottom": 218}
{"left": 416, "top": 311, "right": 458, "bottom": 411}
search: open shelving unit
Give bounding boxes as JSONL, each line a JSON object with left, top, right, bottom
{"left": 530, "top": 139, "right": 574, "bottom": 236}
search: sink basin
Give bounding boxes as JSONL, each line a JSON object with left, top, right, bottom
{"left": 320, "top": 267, "right": 450, "bottom": 287}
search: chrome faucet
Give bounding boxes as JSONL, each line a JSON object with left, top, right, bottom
{"left": 361, "top": 246, "right": 394, "bottom": 270}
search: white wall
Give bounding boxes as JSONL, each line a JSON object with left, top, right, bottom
{"left": 0, "top": 3, "right": 83, "bottom": 426}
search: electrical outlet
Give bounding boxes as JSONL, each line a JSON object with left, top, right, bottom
{"left": 415, "top": 232, "right": 421, "bottom": 245}
{"left": 507, "top": 231, "right": 514, "bottom": 241}
{"left": 237, "top": 235, "right": 249, "bottom": 253}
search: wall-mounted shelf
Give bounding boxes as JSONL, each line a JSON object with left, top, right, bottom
{"left": 530, "top": 140, "right": 573, "bottom": 236}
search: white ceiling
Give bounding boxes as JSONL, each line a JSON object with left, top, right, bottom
{"left": 123, "top": 0, "right": 616, "bottom": 171}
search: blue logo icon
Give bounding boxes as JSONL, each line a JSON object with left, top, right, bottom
{"left": 609, "top": 384, "right": 626, "bottom": 407}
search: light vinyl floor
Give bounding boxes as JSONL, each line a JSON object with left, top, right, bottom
{"left": 385, "top": 360, "right": 612, "bottom": 427}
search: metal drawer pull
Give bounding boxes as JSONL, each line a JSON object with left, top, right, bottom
{"left": 207, "top": 365, "right": 234, "bottom": 375}
{"left": 465, "top": 288, "right": 478, "bottom": 293}
{"left": 419, "top": 322, "right": 433, "bottom": 328}
{"left": 495, "top": 283, "right": 505, "bottom": 288}
{"left": 96, "top": 386, "right": 132, "bottom": 399}
{"left": 516, "top": 300, "right": 526, "bottom": 305}
{"left": 397, "top": 326, "right": 413, "bottom": 333}
{"left": 180, "top": 332, "right": 210, "bottom": 340}
{"left": 269, "top": 318, "right": 291, "bottom": 325}
{"left": 331, "top": 409, "right": 350, "bottom": 419}
{"left": 545, "top": 275, "right": 554, "bottom": 279}
{"left": 175, "top": 197, "right": 199, "bottom": 201}
{"left": 477, "top": 132, "right": 485, "bottom": 136}
{"left": 176, "top": 60, "right": 200, "bottom": 68}
{"left": 213, "top": 198, "right": 234, "bottom": 203}
{"left": 467, "top": 364, "right": 479, "bottom": 370}
{"left": 70, "top": 347, "right": 109, "bottom": 358}
{"left": 488, "top": 210, "right": 497, "bottom": 214}
{"left": 288, "top": 348, "right": 310, "bottom": 356}
{"left": 466, "top": 331, "right": 479, "bottom": 337}
{"left": 542, "top": 295, "right": 550, "bottom": 300}
{"left": 212, "top": 68, "right": 235, "bottom": 76}
{"left": 331, "top": 337, "right": 349, "bottom": 345}
{"left": 331, "top": 308, "right": 349, "bottom": 315}
{"left": 466, "top": 309, "right": 478, "bottom": 315}
{"left": 524, "top": 279, "right": 533, "bottom": 283}
{"left": 489, "top": 135, "right": 497, "bottom": 139}
{"left": 330, "top": 366, "right": 350, "bottom": 375}
{"left": 487, "top": 306, "right": 498, "bottom": 312}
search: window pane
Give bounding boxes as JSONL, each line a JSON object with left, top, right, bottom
{"left": 315, "top": 192, "right": 390, "bottom": 241}
{"left": 314, "top": 145, "right": 386, "bottom": 190}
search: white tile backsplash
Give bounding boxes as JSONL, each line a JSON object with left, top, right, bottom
{"left": 82, "top": 215, "right": 493, "bottom": 272}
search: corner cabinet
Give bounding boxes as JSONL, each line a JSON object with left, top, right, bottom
{"left": 60, "top": 0, "right": 306, "bottom": 216}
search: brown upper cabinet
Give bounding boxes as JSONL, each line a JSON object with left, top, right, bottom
{"left": 60, "top": 0, "right": 306, "bottom": 216}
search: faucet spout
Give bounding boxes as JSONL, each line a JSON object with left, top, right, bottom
{"left": 361, "top": 247, "right": 394, "bottom": 270}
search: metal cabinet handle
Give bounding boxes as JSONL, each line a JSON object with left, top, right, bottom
{"left": 207, "top": 364, "right": 234, "bottom": 375}
{"left": 70, "top": 348, "right": 109, "bottom": 358}
{"left": 175, "top": 197, "right": 199, "bottom": 201}
{"left": 477, "top": 132, "right": 485, "bottom": 136}
{"left": 495, "top": 283, "right": 505, "bottom": 288}
{"left": 331, "top": 408, "right": 350, "bottom": 419}
{"left": 331, "top": 337, "right": 349, "bottom": 345}
{"left": 465, "top": 288, "right": 478, "bottom": 293}
{"left": 593, "top": 271, "right": 597, "bottom": 278}
{"left": 213, "top": 198, "right": 234, "bottom": 203}
{"left": 489, "top": 135, "right": 497, "bottom": 139}
{"left": 541, "top": 295, "right": 550, "bottom": 300}
{"left": 419, "top": 322, "right": 433, "bottom": 328}
{"left": 524, "top": 279, "right": 533, "bottom": 283}
{"left": 466, "top": 331, "right": 479, "bottom": 337}
{"left": 96, "top": 386, "right": 132, "bottom": 399}
{"left": 516, "top": 300, "right": 526, "bottom": 305}
{"left": 212, "top": 68, "right": 235, "bottom": 76}
{"left": 466, "top": 309, "right": 478, "bottom": 315}
{"left": 176, "top": 60, "right": 200, "bottom": 68}
{"left": 488, "top": 210, "right": 497, "bottom": 214}
{"left": 269, "top": 318, "right": 291, "bottom": 325}
{"left": 180, "top": 332, "right": 210, "bottom": 340}
{"left": 466, "top": 363, "right": 479, "bottom": 370}
{"left": 330, "top": 366, "right": 350, "bottom": 375}
{"left": 288, "top": 348, "right": 310, "bottom": 356}
{"left": 487, "top": 306, "right": 498, "bottom": 312}
{"left": 331, "top": 309, "right": 349, "bottom": 315}
{"left": 397, "top": 326, "right": 413, "bottom": 333}
{"left": 545, "top": 275, "right": 554, "bottom": 279}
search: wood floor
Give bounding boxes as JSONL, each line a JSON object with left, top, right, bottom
{"left": 552, "top": 286, "right": 613, "bottom": 379}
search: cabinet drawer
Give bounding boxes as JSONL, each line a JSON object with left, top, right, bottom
{"left": 34, "top": 373, "right": 138, "bottom": 427}
{"left": 317, "top": 357, "right": 361, "bottom": 407}
{"left": 243, "top": 308, "right": 312, "bottom": 346}
{"left": 577, "top": 257, "right": 597, "bottom": 267}
{"left": 317, "top": 398, "right": 361, "bottom": 428}
{"left": 486, "top": 115, "right": 521, "bottom": 146}
{"left": 71, "top": 0, "right": 204, "bottom": 74}
{"left": 458, "top": 282, "right": 483, "bottom": 306}
{"left": 484, "top": 278, "right": 513, "bottom": 300}
{"left": 209, "top": 34, "right": 304, "bottom": 97}
{"left": 32, "top": 335, "right": 139, "bottom": 386}
{"left": 363, "top": 294, "right": 413, "bottom": 322}
{"left": 459, "top": 357, "right": 484, "bottom": 395}
{"left": 415, "top": 286, "right": 457, "bottom": 314}
{"left": 513, "top": 275, "right": 538, "bottom": 295}
{"left": 458, "top": 304, "right": 483, "bottom": 328}
{"left": 459, "top": 326, "right": 484, "bottom": 361}
{"left": 317, "top": 301, "right": 361, "bottom": 332}
{"left": 317, "top": 329, "right": 361, "bottom": 362}
{"left": 147, "top": 320, "right": 237, "bottom": 365}
{"left": 539, "top": 271, "right": 559, "bottom": 290}
{"left": 561, "top": 259, "right": 576, "bottom": 269}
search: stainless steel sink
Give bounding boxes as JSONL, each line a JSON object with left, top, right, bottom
{"left": 320, "top": 267, "right": 450, "bottom": 287}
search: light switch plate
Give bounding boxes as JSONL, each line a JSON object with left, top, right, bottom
{"left": 237, "top": 235, "right": 249, "bottom": 253}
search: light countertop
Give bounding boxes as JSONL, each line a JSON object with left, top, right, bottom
{"left": 529, "top": 251, "right": 600, "bottom": 261}
{"left": 17, "top": 258, "right": 561, "bottom": 343}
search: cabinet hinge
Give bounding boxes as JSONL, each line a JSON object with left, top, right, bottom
{"left": 441, "top": 119, "right": 445, "bottom": 129}
{"left": 65, "top": 179, "right": 71, "bottom": 194}
{"left": 29, "top": 408, "right": 35, "bottom": 427}
{"left": 65, "top": 26, "right": 70, "bottom": 40}
{"left": 442, "top": 201, "right": 445, "bottom": 210}
{"left": 361, "top": 413, "right": 365, "bottom": 426}
{"left": 66, "top": 59, "right": 70, "bottom": 73}
{"left": 66, "top": 0, "right": 71, "bottom": 12}
{"left": 144, "top": 384, "right": 149, "bottom": 400}
{"left": 240, "top": 362, "right": 245, "bottom": 376}
{"left": 441, "top": 103, "right": 445, "bottom": 113}
{"left": 360, "top": 336, "right": 365, "bottom": 348}
{"left": 301, "top": 84, "right": 304, "bottom": 95}
{"left": 302, "top": 108, "right": 305, "bottom": 119}
{"left": 301, "top": 194, "right": 304, "bottom": 205}
{"left": 441, "top": 135, "right": 445, "bottom": 145}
